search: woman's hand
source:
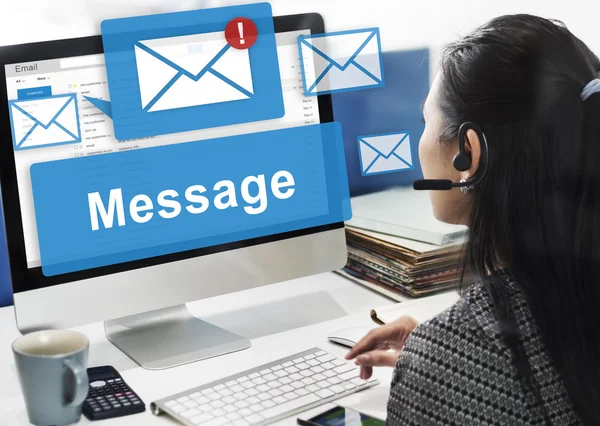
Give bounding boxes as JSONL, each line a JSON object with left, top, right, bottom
{"left": 345, "top": 316, "right": 419, "bottom": 380}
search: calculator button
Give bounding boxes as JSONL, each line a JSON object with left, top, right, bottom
{"left": 108, "top": 379, "right": 114, "bottom": 383}
{"left": 133, "top": 401, "right": 142, "bottom": 405}
{"left": 114, "top": 403, "right": 122, "bottom": 408}
{"left": 123, "top": 402, "right": 131, "bottom": 406}
{"left": 93, "top": 408, "right": 102, "bottom": 413}
{"left": 90, "top": 380, "right": 106, "bottom": 388}
{"left": 115, "top": 378, "right": 122, "bottom": 382}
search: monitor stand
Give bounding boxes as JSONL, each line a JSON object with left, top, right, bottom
{"left": 104, "top": 304, "right": 251, "bottom": 370}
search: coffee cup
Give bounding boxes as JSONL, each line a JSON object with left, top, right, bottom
{"left": 12, "top": 330, "right": 89, "bottom": 426}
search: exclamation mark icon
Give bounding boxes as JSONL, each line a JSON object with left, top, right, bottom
{"left": 238, "top": 21, "right": 245, "bottom": 45}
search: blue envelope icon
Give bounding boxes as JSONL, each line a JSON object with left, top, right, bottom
{"left": 358, "top": 132, "right": 413, "bottom": 176}
{"left": 8, "top": 93, "right": 81, "bottom": 151}
{"left": 298, "top": 28, "right": 384, "bottom": 96}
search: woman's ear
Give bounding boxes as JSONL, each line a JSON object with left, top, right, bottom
{"left": 463, "top": 129, "right": 482, "bottom": 179}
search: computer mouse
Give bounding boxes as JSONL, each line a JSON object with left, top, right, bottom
{"left": 327, "top": 326, "right": 374, "bottom": 348}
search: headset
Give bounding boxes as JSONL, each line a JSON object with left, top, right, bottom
{"left": 413, "top": 122, "right": 489, "bottom": 191}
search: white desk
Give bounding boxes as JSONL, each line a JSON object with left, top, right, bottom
{"left": 0, "top": 272, "right": 451, "bottom": 425}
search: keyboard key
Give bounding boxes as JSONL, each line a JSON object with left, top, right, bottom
{"left": 306, "top": 384, "right": 320, "bottom": 393}
{"left": 226, "top": 412, "right": 242, "bottom": 421}
{"left": 233, "top": 392, "right": 249, "bottom": 400}
{"left": 218, "top": 388, "right": 233, "bottom": 397}
{"left": 318, "top": 354, "right": 335, "bottom": 363}
{"left": 171, "top": 404, "right": 185, "bottom": 413}
{"left": 343, "top": 381, "right": 357, "bottom": 390}
{"left": 334, "top": 364, "right": 355, "bottom": 374}
{"left": 330, "top": 385, "right": 346, "bottom": 394}
{"left": 327, "top": 377, "right": 342, "bottom": 385}
{"left": 284, "top": 391, "right": 299, "bottom": 401}
{"left": 234, "top": 401, "right": 249, "bottom": 409}
{"left": 271, "top": 365, "right": 283, "bottom": 371}
{"left": 350, "top": 378, "right": 367, "bottom": 386}
{"left": 300, "top": 370, "right": 313, "bottom": 378}
{"left": 246, "top": 414, "right": 265, "bottom": 424}
{"left": 215, "top": 384, "right": 226, "bottom": 391}
{"left": 322, "top": 362, "right": 336, "bottom": 370}
{"left": 184, "top": 400, "right": 198, "bottom": 408}
{"left": 292, "top": 358, "right": 305, "bottom": 364}
{"left": 310, "top": 366, "right": 324, "bottom": 374}
{"left": 204, "top": 418, "right": 229, "bottom": 426}
{"left": 225, "top": 380, "right": 237, "bottom": 387}
{"left": 291, "top": 381, "right": 305, "bottom": 389}
{"left": 249, "top": 372, "right": 260, "bottom": 379}
{"left": 268, "top": 380, "right": 282, "bottom": 389}
{"left": 260, "top": 394, "right": 320, "bottom": 419}
{"left": 177, "top": 396, "right": 190, "bottom": 403}
{"left": 246, "top": 388, "right": 259, "bottom": 397}
{"left": 190, "top": 392, "right": 201, "bottom": 399}
{"left": 318, "top": 381, "right": 330, "bottom": 389}
{"left": 242, "top": 381, "right": 255, "bottom": 389}
{"left": 181, "top": 408, "right": 201, "bottom": 418}
{"left": 233, "top": 420, "right": 249, "bottom": 426}
{"left": 278, "top": 376, "right": 292, "bottom": 385}
{"left": 296, "top": 362, "right": 310, "bottom": 370}
{"left": 210, "top": 400, "right": 225, "bottom": 408}
{"left": 282, "top": 361, "right": 294, "bottom": 368}
{"left": 306, "top": 359, "right": 319, "bottom": 367}
{"left": 263, "top": 373, "right": 277, "bottom": 381}
{"left": 315, "top": 351, "right": 327, "bottom": 356}
{"left": 273, "top": 396, "right": 287, "bottom": 404}
{"left": 333, "top": 359, "right": 346, "bottom": 366}
{"left": 257, "top": 384, "right": 270, "bottom": 393}
{"left": 313, "top": 373, "right": 326, "bottom": 382}
{"left": 261, "top": 400, "right": 276, "bottom": 408}
{"left": 324, "top": 370, "right": 337, "bottom": 378}
{"left": 239, "top": 408, "right": 253, "bottom": 417}
{"left": 250, "top": 403, "right": 263, "bottom": 412}
{"left": 237, "top": 376, "right": 249, "bottom": 383}
{"left": 257, "top": 393, "right": 271, "bottom": 401}
{"left": 259, "top": 369, "right": 271, "bottom": 375}
{"left": 296, "top": 388, "right": 309, "bottom": 396}
{"left": 290, "top": 373, "right": 304, "bottom": 381}
{"left": 247, "top": 396, "right": 260, "bottom": 404}
{"left": 304, "top": 354, "right": 315, "bottom": 360}
{"left": 191, "top": 413, "right": 213, "bottom": 424}
{"left": 198, "top": 404, "right": 212, "bottom": 412}
{"left": 252, "top": 377, "right": 267, "bottom": 385}
{"left": 284, "top": 366, "right": 299, "bottom": 374}
{"left": 340, "top": 370, "right": 359, "bottom": 381}
{"left": 165, "top": 400, "right": 177, "bottom": 407}
{"left": 316, "top": 389, "right": 335, "bottom": 399}
{"left": 268, "top": 389, "right": 283, "bottom": 397}
{"left": 222, "top": 396, "right": 236, "bottom": 404}
{"left": 280, "top": 384, "right": 294, "bottom": 393}
{"left": 202, "top": 389, "right": 214, "bottom": 395}
{"left": 230, "top": 384, "right": 245, "bottom": 393}
{"left": 274, "top": 370, "right": 288, "bottom": 378}
{"left": 211, "top": 408, "right": 226, "bottom": 417}
{"left": 223, "top": 404, "right": 237, "bottom": 413}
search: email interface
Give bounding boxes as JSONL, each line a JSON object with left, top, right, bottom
{"left": 5, "top": 30, "right": 320, "bottom": 269}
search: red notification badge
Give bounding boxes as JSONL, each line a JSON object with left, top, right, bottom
{"left": 225, "top": 17, "right": 258, "bottom": 50}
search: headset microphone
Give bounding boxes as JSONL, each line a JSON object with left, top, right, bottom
{"left": 413, "top": 121, "right": 488, "bottom": 191}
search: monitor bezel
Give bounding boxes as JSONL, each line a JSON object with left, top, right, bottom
{"left": 0, "top": 12, "right": 342, "bottom": 295}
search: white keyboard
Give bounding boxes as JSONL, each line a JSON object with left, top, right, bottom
{"left": 150, "top": 347, "right": 379, "bottom": 426}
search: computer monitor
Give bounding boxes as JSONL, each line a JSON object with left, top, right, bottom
{"left": 0, "top": 13, "right": 347, "bottom": 370}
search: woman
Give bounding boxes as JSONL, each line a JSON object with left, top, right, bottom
{"left": 346, "top": 14, "right": 600, "bottom": 425}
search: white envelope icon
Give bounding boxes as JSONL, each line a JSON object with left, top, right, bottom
{"left": 358, "top": 132, "right": 413, "bottom": 175}
{"left": 134, "top": 32, "right": 254, "bottom": 113}
{"left": 299, "top": 28, "right": 384, "bottom": 95}
{"left": 9, "top": 94, "right": 81, "bottom": 151}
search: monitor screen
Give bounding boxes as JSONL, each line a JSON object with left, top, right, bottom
{"left": 4, "top": 30, "right": 320, "bottom": 271}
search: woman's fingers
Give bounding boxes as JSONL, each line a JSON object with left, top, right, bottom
{"left": 345, "top": 316, "right": 419, "bottom": 361}
{"left": 355, "top": 349, "right": 399, "bottom": 368}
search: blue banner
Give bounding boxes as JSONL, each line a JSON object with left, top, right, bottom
{"left": 31, "top": 122, "right": 351, "bottom": 276}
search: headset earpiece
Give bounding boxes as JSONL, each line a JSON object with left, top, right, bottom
{"left": 453, "top": 122, "right": 474, "bottom": 172}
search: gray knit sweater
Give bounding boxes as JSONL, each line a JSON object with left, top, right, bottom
{"left": 386, "top": 273, "right": 582, "bottom": 425}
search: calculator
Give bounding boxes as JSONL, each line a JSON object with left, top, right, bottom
{"left": 83, "top": 365, "right": 146, "bottom": 421}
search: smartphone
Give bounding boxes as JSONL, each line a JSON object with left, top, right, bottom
{"left": 297, "top": 405, "right": 385, "bottom": 426}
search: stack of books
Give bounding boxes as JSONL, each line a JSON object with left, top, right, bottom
{"left": 337, "top": 188, "right": 468, "bottom": 300}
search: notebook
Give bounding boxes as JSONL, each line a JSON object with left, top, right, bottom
{"left": 346, "top": 187, "right": 468, "bottom": 245}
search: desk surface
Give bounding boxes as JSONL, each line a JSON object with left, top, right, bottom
{"left": 0, "top": 272, "right": 452, "bottom": 425}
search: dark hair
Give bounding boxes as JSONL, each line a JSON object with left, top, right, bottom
{"left": 438, "top": 14, "right": 600, "bottom": 424}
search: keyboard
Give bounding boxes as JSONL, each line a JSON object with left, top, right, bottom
{"left": 150, "top": 347, "right": 379, "bottom": 426}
